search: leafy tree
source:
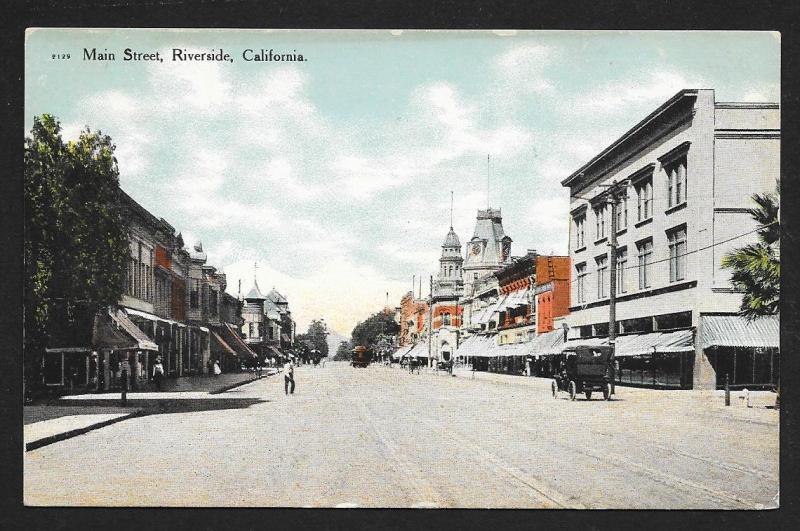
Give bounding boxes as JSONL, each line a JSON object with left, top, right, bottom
{"left": 350, "top": 309, "right": 400, "bottom": 352}
{"left": 721, "top": 185, "right": 780, "bottom": 319}
{"left": 24, "top": 114, "right": 129, "bottom": 391}
{"left": 295, "top": 319, "right": 329, "bottom": 362}
{"left": 333, "top": 340, "right": 352, "bottom": 361}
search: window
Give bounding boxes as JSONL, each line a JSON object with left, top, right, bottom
{"left": 594, "top": 205, "right": 607, "bottom": 240}
{"left": 668, "top": 227, "right": 687, "bottom": 282}
{"left": 442, "top": 312, "right": 451, "bottom": 326}
{"left": 249, "top": 322, "right": 255, "bottom": 338}
{"left": 596, "top": 255, "right": 608, "bottom": 299}
{"left": 635, "top": 178, "right": 653, "bottom": 221}
{"left": 576, "top": 264, "right": 587, "bottom": 303}
{"left": 574, "top": 214, "right": 586, "bottom": 249}
{"left": 473, "top": 273, "right": 479, "bottom": 281}
{"left": 616, "top": 248, "right": 627, "bottom": 294}
{"left": 665, "top": 155, "right": 688, "bottom": 208}
{"left": 616, "top": 195, "right": 628, "bottom": 231}
{"left": 210, "top": 290, "right": 218, "bottom": 316}
{"left": 190, "top": 280, "right": 199, "bottom": 309}
{"left": 637, "top": 239, "right": 653, "bottom": 290}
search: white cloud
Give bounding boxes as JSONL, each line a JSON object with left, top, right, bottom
{"left": 564, "top": 70, "right": 706, "bottom": 118}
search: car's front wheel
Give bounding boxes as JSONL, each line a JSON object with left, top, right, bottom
{"left": 568, "top": 381, "right": 577, "bottom": 401}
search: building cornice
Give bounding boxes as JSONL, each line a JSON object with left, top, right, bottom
{"left": 561, "top": 89, "right": 698, "bottom": 188}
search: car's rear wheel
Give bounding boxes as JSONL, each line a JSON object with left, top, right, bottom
{"left": 603, "top": 382, "right": 612, "bottom": 400}
{"left": 584, "top": 390, "right": 592, "bottom": 400}
{"left": 568, "top": 381, "right": 577, "bottom": 401}
{"left": 551, "top": 380, "right": 558, "bottom": 398}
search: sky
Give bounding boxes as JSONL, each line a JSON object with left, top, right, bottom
{"left": 25, "top": 29, "right": 780, "bottom": 336}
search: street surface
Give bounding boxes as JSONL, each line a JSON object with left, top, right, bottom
{"left": 24, "top": 363, "right": 779, "bottom": 508}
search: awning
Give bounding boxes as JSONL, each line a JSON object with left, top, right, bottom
{"left": 473, "top": 299, "right": 503, "bottom": 325}
{"left": 523, "top": 329, "right": 565, "bottom": 357}
{"left": 470, "top": 335, "right": 502, "bottom": 358}
{"left": 614, "top": 329, "right": 695, "bottom": 357}
{"left": 92, "top": 313, "right": 138, "bottom": 350}
{"left": 266, "top": 345, "right": 283, "bottom": 358}
{"left": 557, "top": 330, "right": 695, "bottom": 358}
{"left": 497, "top": 290, "right": 528, "bottom": 312}
{"left": 700, "top": 315, "right": 779, "bottom": 349}
{"left": 281, "top": 333, "right": 291, "bottom": 343}
{"left": 110, "top": 309, "right": 159, "bottom": 351}
{"left": 405, "top": 342, "right": 429, "bottom": 359}
{"left": 220, "top": 323, "right": 258, "bottom": 359}
{"left": 494, "top": 341, "right": 529, "bottom": 357}
{"left": 211, "top": 330, "right": 238, "bottom": 358}
{"left": 393, "top": 344, "right": 413, "bottom": 359}
{"left": 124, "top": 307, "right": 174, "bottom": 325}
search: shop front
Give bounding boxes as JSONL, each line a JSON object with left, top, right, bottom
{"left": 700, "top": 314, "right": 779, "bottom": 390}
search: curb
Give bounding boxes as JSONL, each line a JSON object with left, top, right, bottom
{"left": 209, "top": 374, "right": 270, "bottom": 395}
{"left": 26, "top": 410, "right": 146, "bottom": 452}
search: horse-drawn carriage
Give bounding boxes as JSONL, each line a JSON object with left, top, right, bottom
{"left": 552, "top": 345, "right": 615, "bottom": 401}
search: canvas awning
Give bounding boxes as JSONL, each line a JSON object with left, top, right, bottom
{"left": 220, "top": 323, "right": 258, "bottom": 359}
{"left": 700, "top": 315, "right": 779, "bottom": 349}
{"left": 523, "top": 329, "right": 566, "bottom": 357}
{"left": 92, "top": 313, "right": 138, "bottom": 350}
{"left": 494, "top": 341, "right": 530, "bottom": 357}
{"left": 497, "top": 290, "right": 528, "bottom": 312}
{"left": 211, "top": 330, "right": 238, "bottom": 358}
{"left": 614, "top": 329, "right": 695, "bottom": 357}
{"left": 109, "top": 309, "right": 159, "bottom": 351}
{"left": 393, "top": 344, "right": 413, "bottom": 360}
{"left": 405, "top": 342, "right": 429, "bottom": 359}
{"left": 557, "top": 330, "right": 695, "bottom": 358}
{"left": 473, "top": 299, "right": 503, "bottom": 325}
{"left": 470, "top": 335, "right": 502, "bottom": 358}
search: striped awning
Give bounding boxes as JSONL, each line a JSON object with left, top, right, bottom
{"left": 614, "top": 329, "right": 695, "bottom": 357}
{"left": 523, "top": 329, "right": 566, "bottom": 357}
{"left": 700, "top": 315, "right": 779, "bottom": 349}
{"left": 220, "top": 323, "right": 258, "bottom": 359}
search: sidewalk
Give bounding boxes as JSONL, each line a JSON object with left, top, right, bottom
{"left": 25, "top": 370, "right": 280, "bottom": 451}
{"left": 449, "top": 367, "right": 779, "bottom": 425}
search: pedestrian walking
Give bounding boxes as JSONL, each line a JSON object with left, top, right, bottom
{"left": 152, "top": 357, "right": 164, "bottom": 391}
{"left": 284, "top": 358, "right": 295, "bottom": 395}
{"left": 213, "top": 359, "right": 222, "bottom": 376}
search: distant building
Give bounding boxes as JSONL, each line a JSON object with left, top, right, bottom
{"left": 430, "top": 226, "right": 464, "bottom": 364}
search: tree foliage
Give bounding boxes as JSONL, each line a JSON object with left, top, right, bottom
{"left": 350, "top": 310, "right": 400, "bottom": 352}
{"left": 721, "top": 185, "right": 780, "bottom": 319}
{"left": 333, "top": 340, "right": 352, "bottom": 361}
{"left": 295, "top": 319, "right": 329, "bottom": 360}
{"left": 24, "top": 114, "right": 130, "bottom": 385}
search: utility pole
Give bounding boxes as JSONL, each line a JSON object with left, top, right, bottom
{"left": 602, "top": 179, "right": 627, "bottom": 394}
{"left": 428, "top": 275, "right": 433, "bottom": 368}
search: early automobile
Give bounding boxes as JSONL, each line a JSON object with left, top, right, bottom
{"left": 552, "top": 345, "right": 615, "bottom": 401}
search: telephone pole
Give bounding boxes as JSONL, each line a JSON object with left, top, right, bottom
{"left": 601, "top": 179, "right": 627, "bottom": 394}
{"left": 428, "top": 274, "right": 434, "bottom": 368}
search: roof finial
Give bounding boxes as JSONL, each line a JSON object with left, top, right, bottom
{"left": 487, "top": 154, "right": 490, "bottom": 209}
{"left": 450, "top": 190, "right": 454, "bottom": 229}
{"left": 254, "top": 261, "right": 258, "bottom": 282}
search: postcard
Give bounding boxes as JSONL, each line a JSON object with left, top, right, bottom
{"left": 23, "top": 28, "right": 780, "bottom": 508}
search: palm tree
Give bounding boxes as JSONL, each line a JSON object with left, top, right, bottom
{"left": 721, "top": 184, "right": 780, "bottom": 319}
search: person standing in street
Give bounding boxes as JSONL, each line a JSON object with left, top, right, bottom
{"left": 152, "top": 357, "right": 164, "bottom": 391}
{"left": 213, "top": 359, "right": 222, "bottom": 376}
{"left": 284, "top": 358, "right": 295, "bottom": 395}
